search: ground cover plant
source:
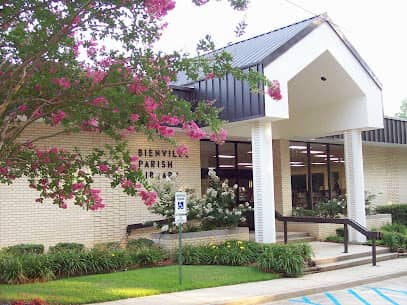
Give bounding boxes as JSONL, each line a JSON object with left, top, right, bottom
{"left": 181, "top": 240, "right": 313, "bottom": 277}
{"left": 0, "top": 265, "right": 278, "bottom": 305}
{"left": 0, "top": 239, "right": 165, "bottom": 284}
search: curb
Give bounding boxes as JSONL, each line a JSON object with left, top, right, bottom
{"left": 217, "top": 271, "right": 407, "bottom": 305}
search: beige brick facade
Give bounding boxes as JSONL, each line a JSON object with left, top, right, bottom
{"left": 363, "top": 144, "right": 407, "bottom": 205}
{"left": 0, "top": 124, "right": 201, "bottom": 249}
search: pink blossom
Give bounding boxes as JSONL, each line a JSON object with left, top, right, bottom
{"left": 0, "top": 167, "right": 9, "bottom": 176}
{"left": 144, "top": 96, "right": 158, "bottom": 112}
{"left": 130, "top": 113, "right": 140, "bottom": 122}
{"left": 130, "top": 155, "right": 139, "bottom": 163}
{"left": 130, "top": 164, "right": 139, "bottom": 171}
{"left": 72, "top": 15, "right": 81, "bottom": 25}
{"left": 112, "top": 108, "right": 119, "bottom": 113}
{"left": 209, "top": 128, "right": 228, "bottom": 144}
{"left": 61, "top": 203, "right": 68, "bottom": 209}
{"left": 34, "top": 84, "right": 42, "bottom": 92}
{"left": 86, "top": 68, "right": 107, "bottom": 84}
{"left": 128, "top": 76, "right": 147, "bottom": 95}
{"left": 72, "top": 182, "right": 85, "bottom": 191}
{"left": 33, "top": 109, "right": 43, "bottom": 119}
{"left": 205, "top": 72, "right": 215, "bottom": 80}
{"left": 160, "top": 114, "right": 180, "bottom": 126}
{"left": 92, "top": 96, "right": 109, "bottom": 106}
{"left": 139, "top": 190, "right": 157, "bottom": 206}
{"left": 99, "top": 164, "right": 109, "bottom": 173}
{"left": 267, "top": 80, "right": 282, "bottom": 100}
{"left": 158, "top": 125, "right": 175, "bottom": 137}
{"left": 18, "top": 105, "right": 27, "bottom": 113}
{"left": 52, "top": 77, "right": 71, "bottom": 89}
{"left": 144, "top": 0, "right": 176, "bottom": 18}
{"left": 183, "top": 121, "right": 206, "bottom": 140}
{"left": 176, "top": 144, "right": 189, "bottom": 157}
{"left": 51, "top": 110, "right": 66, "bottom": 125}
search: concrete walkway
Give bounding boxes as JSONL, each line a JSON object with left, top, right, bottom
{"left": 91, "top": 256, "right": 407, "bottom": 305}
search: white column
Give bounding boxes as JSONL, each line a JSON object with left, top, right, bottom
{"left": 344, "top": 130, "right": 366, "bottom": 243}
{"left": 251, "top": 120, "right": 276, "bottom": 243}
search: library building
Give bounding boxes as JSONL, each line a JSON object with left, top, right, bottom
{"left": 1, "top": 14, "right": 406, "bottom": 248}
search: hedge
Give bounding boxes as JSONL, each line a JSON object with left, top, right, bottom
{"left": 376, "top": 204, "right": 407, "bottom": 225}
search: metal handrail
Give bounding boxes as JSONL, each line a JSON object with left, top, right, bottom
{"left": 275, "top": 211, "right": 382, "bottom": 266}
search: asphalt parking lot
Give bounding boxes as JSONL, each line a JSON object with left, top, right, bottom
{"left": 265, "top": 275, "right": 407, "bottom": 305}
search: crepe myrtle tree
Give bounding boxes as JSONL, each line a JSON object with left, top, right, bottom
{"left": 0, "top": 0, "right": 282, "bottom": 210}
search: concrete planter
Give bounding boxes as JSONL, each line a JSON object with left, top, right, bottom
{"left": 277, "top": 214, "right": 392, "bottom": 240}
{"left": 151, "top": 227, "right": 249, "bottom": 255}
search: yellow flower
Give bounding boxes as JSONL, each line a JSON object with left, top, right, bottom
{"left": 211, "top": 245, "right": 217, "bottom": 249}
{"left": 239, "top": 246, "right": 245, "bottom": 250}
{"left": 227, "top": 245, "right": 231, "bottom": 248}
{"left": 111, "top": 253, "right": 116, "bottom": 257}
{"left": 237, "top": 241, "right": 242, "bottom": 244}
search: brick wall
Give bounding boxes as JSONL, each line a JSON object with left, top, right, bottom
{"left": 0, "top": 124, "right": 201, "bottom": 249}
{"left": 363, "top": 144, "right": 407, "bottom": 205}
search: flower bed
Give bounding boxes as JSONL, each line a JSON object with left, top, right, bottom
{"left": 151, "top": 227, "right": 249, "bottom": 255}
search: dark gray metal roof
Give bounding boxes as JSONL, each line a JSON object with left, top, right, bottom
{"left": 176, "top": 14, "right": 382, "bottom": 89}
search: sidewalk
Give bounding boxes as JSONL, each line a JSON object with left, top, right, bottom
{"left": 91, "top": 257, "right": 407, "bottom": 305}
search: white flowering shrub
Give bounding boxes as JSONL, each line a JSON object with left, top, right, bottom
{"left": 149, "top": 176, "right": 201, "bottom": 233}
{"left": 200, "top": 169, "right": 251, "bottom": 229}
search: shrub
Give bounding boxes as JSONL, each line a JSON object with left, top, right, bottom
{"left": 200, "top": 170, "right": 251, "bottom": 229}
{"left": 325, "top": 236, "right": 344, "bottom": 243}
{"left": 129, "top": 246, "right": 164, "bottom": 266}
{"left": 48, "top": 242, "right": 85, "bottom": 253}
{"left": 376, "top": 204, "right": 407, "bottom": 225}
{"left": 149, "top": 176, "right": 202, "bottom": 233}
{"left": 0, "top": 254, "right": 25, "bottom": 284}
{"left": 48, "top": 250, "right": 87, "bottom": 277}
{"left": 4, "top": 244, "right": 44, "bottom": 256}
{"left": 256, "top": 244, "right": 310, "bottom": 277}
{"left": 335, "top": 228, "right": 344, "bottom": 237}
{"left": 314, "top": 198, "right": 346, "bottom": 218}
{"left": 20, "top": 254, "right": 54, "bottom": 282}
{"left": 381, "top": 223, "right": 407, "bottom": 235}
{"left": 182, "top": 245, "right": 212, "bottom": 265}
{"left": 127, "top": 238, "right": 154, "bottom": 250}
{"left": 381, "top": 232, "right": 406, "bottom": 252}
{"left": 94, "top": 242, "right": 121, "bottom": 252}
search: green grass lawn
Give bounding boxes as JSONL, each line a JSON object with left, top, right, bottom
{"left": 0, "top": 265, "right": 278, "bottom": 304}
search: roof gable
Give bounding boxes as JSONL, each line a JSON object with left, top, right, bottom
{"left": 176, "top": 14, "right": 381, "bottom": 89}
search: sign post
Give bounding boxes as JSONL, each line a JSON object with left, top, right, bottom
{"left": 174, "top": 192, "right": 187, "bottom": 285}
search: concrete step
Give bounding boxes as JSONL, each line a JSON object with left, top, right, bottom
{"left": 276, "top": 236, "right": 317, "bottom": 244}
{"left": 276, "top": 232, "right": 312, "bottom": 239}
{"left": 306, "top": 252, "right": 399, "bottom": 274}
{"left": 313, "top": 247, "right": 391, "bottom": 265}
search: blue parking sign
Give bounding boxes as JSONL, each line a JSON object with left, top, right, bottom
{"left": 175, "top": 192, "right": 187, "bottom": 216}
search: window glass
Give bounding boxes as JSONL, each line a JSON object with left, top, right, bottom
{"left": 237, "top": 143, "right": 252, "bottom": 170}
{"left": 200, "top": 141, "right": 216, "bottom": 169}
{"left": 329, "top": 144, "right": 346, "bottom": 198}
{"left": 218, "top": 142, "right": 236, "bottom": 169}
{"left": 289, "top": 142, "right": 308, "bottom": 208}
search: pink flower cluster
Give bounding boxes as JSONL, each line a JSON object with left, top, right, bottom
{"left": 88, "top": 189, "right": 105, "bottom": 210}
{"left": 144, "top": 0, "right": 176, "bottom": 18}
{"left": 52, "top": 77, "right": 71, "bottom": 89}
{"left": 144, "top": 96, "right": 158, "bottom": 112}
{"left": 92, "top": 96, "right": 109, "bottom": 106}
{"left": 99, "top": 164, "right": 110, "bottom": 173}
{"left": 209, "top": 128, "right": 228, "bottom": 145}
{"left": 175, "top": 144, "right": 188, "bottom": 157}
{"left": 160, "top": 114, "right": 180, "bottom": 126}
{"left": 267, "top": 80, "right": 282, "bottom": 100}
{"left": 183, "top": 121, "right": 206, "bottom": 140}
{"left": 128, "top": 76, "right": 147, "bottom": 95}
{"left": 51, "top": 110, "right": 66, "bottom": 125}
{"left": 139, "top": 189, "right": 157, "bottom": 206}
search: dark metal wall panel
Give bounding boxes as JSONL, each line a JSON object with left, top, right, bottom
{"left": 192, "top": 64, "right": 265, "bottom": 122}
{"left": 322, "top": 118, "right": 407, "bottom": 145}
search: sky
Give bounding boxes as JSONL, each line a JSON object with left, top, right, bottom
{"left": 154, "top": 0, "right": 407, "bottom": 116}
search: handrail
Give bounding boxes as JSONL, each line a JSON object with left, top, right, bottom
{"left": 275, "top": 211, "right": 382, "bottom": 266}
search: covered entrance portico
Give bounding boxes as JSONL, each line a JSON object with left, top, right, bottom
{"left": 222, "top": 19, "right": 383, "bottom": 243}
